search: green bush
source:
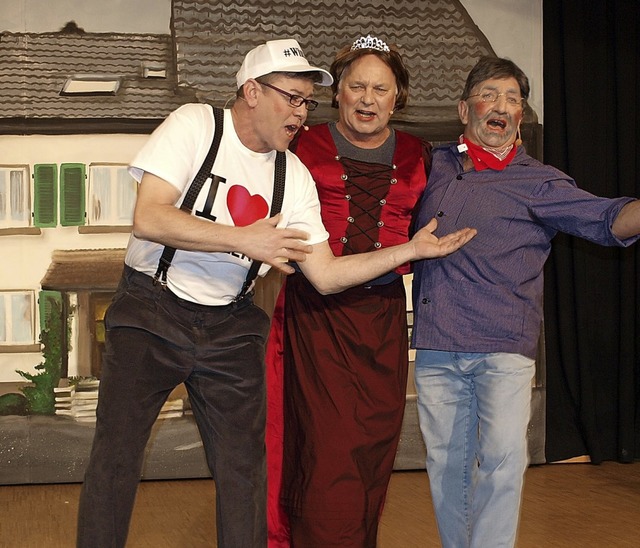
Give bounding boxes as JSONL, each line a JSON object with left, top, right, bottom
{"left": 15, "top": 298, "right": 68, "bottom": 415}
{"left": 0, "top": 392, "right": 29, "bottom": 415}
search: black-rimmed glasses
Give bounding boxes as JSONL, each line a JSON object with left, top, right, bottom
{"left": 260, "top": 82, "right": 319, "bottom": 111}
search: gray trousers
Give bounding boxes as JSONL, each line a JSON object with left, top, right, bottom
{"left": 77, "top": 266, "right": 269, "bottom": 547}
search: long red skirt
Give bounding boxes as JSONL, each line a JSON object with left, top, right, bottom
{"left": 266, "top": 281, "right": 291, "bottom": 548}
{"left": 266, "top": 273, "right": 409, "bottom": 547}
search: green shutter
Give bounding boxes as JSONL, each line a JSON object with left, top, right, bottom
{"left": 60, "top": 163, "right": 86, "bottom": 226}
{"left": 33, "top": 164, "right": 58, "bottom": 227}
{"left": 38, "top": 290, "right": 62, "bottom": 332}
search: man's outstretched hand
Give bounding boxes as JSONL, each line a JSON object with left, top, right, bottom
{"left": 411, "top": 218, "right": 477, "bottom": 259}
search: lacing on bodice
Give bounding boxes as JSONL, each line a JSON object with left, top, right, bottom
{"left": 338, "top": 156, "right": 395, "bottom": 255}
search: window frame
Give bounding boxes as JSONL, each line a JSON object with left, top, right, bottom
{"left": 0, "top": 164, "right": 32, "bottom": 229}
{"left": 86, "top": 163, "right": 137, "bottom": 227}
{"left": 0, "top": 290, "right": 37, "bottom": 349}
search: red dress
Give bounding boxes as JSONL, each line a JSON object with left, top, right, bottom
{"left": 266, "top": 124, "right": 429, "bottom": 547}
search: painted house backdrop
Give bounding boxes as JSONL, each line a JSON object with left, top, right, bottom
{"left": 0, "top": 0, "right": 543, "bottom": 483}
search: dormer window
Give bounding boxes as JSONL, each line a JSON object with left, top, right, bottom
{"left": 60, "top": 75, "right": 122, "bottom": 96}
{"left": 142, "top": 62, "right": 167, "bottom": 79}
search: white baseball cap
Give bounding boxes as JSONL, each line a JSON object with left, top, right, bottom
{"left": 236, "top": 39, "right": 333, "bottom": 88}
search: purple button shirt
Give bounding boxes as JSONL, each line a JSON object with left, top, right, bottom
{"left": 411, "top": 144, "right": 637, "bottom": 358}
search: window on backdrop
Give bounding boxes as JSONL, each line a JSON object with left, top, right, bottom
{"left": 0, "top": 166, "right": 31, "bottom": 229}
{"left": 0, "top": 291, "right": 35, "bottom": 345}
{"left": 87, "top": 164, "right": 137, "bottom": 226}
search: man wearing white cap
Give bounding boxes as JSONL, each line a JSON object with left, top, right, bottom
{"left": 76, "top": 39, "right": 475, "bottom": 548}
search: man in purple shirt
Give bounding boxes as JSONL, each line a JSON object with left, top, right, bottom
{"left": 411, "top": 56, "right": 640, "bottom": 548}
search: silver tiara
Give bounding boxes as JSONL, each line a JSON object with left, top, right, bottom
{"left": 351, "top": 34, "right": 390, "bottom": 52}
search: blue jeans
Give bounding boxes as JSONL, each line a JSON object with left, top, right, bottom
{"left": 77, "top": 266, "right": 270, "bottom": 548}
{"left": 414, "top": 350, "right": 535, "bottom": 548}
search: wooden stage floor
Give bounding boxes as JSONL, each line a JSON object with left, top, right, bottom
{"left": 2, "top": 460, "right": 639, "bottom": 547}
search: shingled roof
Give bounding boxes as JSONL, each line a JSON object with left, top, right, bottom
{"left": 40, "top": 248, "right": 127, "bottom": 291}
{"left": 0, "top": 23, "right": 197, "bottom": 132}
{"left": 171, "top": 0, "right": 496, "bottom": 123}
{"left": 0, "top": 1, "right": 500, "bottom": 134}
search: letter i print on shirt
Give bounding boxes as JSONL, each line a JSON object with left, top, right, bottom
{"left": 195, "top": 174, "right": 226, "bottom": 222}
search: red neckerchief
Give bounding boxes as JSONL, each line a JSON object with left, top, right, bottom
{"left": 462, "top": 136, "right": 517, "bottom": 171}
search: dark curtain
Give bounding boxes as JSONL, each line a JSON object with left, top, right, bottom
{"left": 543, "top": 0, "right": 640, "bottom": 463}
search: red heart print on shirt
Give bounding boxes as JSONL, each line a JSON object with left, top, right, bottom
{"left": 226, "top": 185, "right": 269, "bottom": 227}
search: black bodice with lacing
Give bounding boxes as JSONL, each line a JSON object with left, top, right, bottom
{"left": 338, "top": 155, "right": 395, "bottom": 256}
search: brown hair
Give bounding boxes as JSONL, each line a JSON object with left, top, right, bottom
{"left": 461, "top": 56, "right": 530, "bottom": 101}
{"left": 330, "top": 44, "right": 410, "bottom": 110}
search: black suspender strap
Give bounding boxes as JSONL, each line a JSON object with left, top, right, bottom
{"left": 153, "top": 106, "right": 224, "bottom": 286}
{"left": 152, "top": 105, "right": 287, "bottom": 303}
{"left": 234, "top": 150, "right": 287, "bottom": 301}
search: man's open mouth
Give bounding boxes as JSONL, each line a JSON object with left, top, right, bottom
{"left": 356, "top": 109, "right": 376, "bottom": 118}
{"left": 487, "top": 119, "right": 507, "bottom": 129}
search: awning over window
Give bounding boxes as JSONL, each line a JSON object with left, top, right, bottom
{"left": 40, "top": 248, "right": 126, "bottom": 291}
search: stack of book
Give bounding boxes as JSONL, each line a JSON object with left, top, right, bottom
{"left": 53, "top": 380, "right": 74, "bottom": 418}
{"left": 54, "top": 378, "right": 184, "bottom": 421}
{"left": 54, "top": 378, "right": 99, "bottom": 422}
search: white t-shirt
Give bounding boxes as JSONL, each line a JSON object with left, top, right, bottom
{"left": 127, "top": 104, "right": 329, "bottom": 305}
